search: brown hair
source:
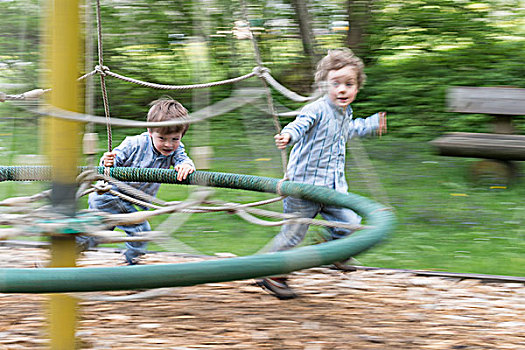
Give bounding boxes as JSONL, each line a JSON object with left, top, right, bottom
{"left": 147, "top": 97, "right": 189, "bottom": 135}
{"left": 314, "top": 48, "right": 366, "bottom": 90}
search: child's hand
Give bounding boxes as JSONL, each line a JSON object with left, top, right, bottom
{"left": 274, "top": 133, "right": 291, "bottom": 149}
{"left": 174, "top": 163, "right": 195, "bottom": 181}
{"left": 378, "top": 112, "right": 387, "bottom": 137}
{"left": 102, "top": 152, "right": 116, "bottom": 167}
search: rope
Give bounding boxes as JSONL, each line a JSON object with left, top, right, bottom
{"left": 240, "top": 0, "right": 289, "bottom": 177}
{"left": 0, "top": 89, "right": 49, "bottom": 101}
{"left": 1, "top": 66, "right": 317, "bottom": 104}
{"left": 95, "top": 0, "right": 112, "bottom": 152}
{"left": 78, "top": 69, "right": 98, "bottom": 81}
{"left": 198, "top": 199, "right": 367, "bottom": 231}
{"left": 0, "top": 190, "right": 51, "bottom": 207}
{"left": 19, "top": 87, "right": 264, "bottom": 128}
{"left": 347, "top": 137, "right": 391, "bottom": 207}
{"left": 78, "top": 170, "right": 166, "bottom": 206}
{"left": 152, "top": 188, "right": 212, "bottom": 255}
{"left": 105, "top": 69, "right": 258, "bottom": 90}
{"left": 259, "top": 70, "right": 322, "bottom": 103}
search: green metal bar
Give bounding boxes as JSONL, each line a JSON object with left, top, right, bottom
{"left": 0, "top": 167, "right": 395, "bottom": 293}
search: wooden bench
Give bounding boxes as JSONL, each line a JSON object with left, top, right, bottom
{"left": 430, "top": 87, "right": 525, "bottom": 185}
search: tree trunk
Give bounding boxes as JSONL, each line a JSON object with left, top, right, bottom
{"left": 346, "top": 0, "right": 372, "bottom": 57}
{"left": 289, "top": 0, "right": 316, "bottom": 60}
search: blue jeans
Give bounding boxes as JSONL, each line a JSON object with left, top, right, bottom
{"left": 79, "top": 192, "right": 150, "bottom": 262}
{"left": 268, "top": 196, "right": 362, "bottom": 252}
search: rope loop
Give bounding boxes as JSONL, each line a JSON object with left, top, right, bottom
{"left": 253, "top": 66, "right": 270, "bottom": 78}
{"left": 276, "top": 177, "right": 288, "bottom": 197}
{"left": 95, "top": 65, "right": 110, "bottom": 77}
{"left": 93, "top": 180, "right": 112, "bottom": 195}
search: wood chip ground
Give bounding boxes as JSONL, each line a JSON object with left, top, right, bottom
{"left": 1, "top": 247, "right": 524, "bottom": 349}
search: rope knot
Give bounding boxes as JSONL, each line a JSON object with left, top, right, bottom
{"left": 93, "top": 180, "right": 112, "bottom": 195}
{"left": 253, "top": 66, "right": 270, "bottom": 77}
{"left": 95, "top": 65, "right": 110, "bottom": 76}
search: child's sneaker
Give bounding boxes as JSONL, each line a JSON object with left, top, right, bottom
{"left": 123, "top": 252, "right": 142, "bottom": 266}
{"left": 256, "top": 277, "right": 297, "bottom": 299}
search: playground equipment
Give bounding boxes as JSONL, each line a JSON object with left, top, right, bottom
{"left": 0, "top": 0, "right": 394, "bottom": 348}
{"left": 0, "top": 166, "right": 394, "bottom": 293}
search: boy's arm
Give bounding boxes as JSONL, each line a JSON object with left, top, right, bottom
{"left": 101, "top": 152, "right": 116, "bottom": 167}
{"left": 278, "top": 108, "right": 318, "bottom": 147}
{"left": 378, "top": 112, "right": 387, "bottom": 136}
{"left": 274, "top": 133, "right": 291, "bottom": 149}
{"left": 350, "top": 112, "right": 387, "bottom": 138}
{"left": 99, "top": 137, "right": 134, "bottom": 167}
{"left": 173, "top": 142, "right": 195, "bottom": 181}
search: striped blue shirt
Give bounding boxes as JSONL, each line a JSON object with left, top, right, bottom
{"left": 102, "top": 131, "right": 194, "bottom": 197}
{"left": 283, "top": 95, "right": 379, "bottom": 193}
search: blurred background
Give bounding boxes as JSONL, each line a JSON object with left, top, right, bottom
{"left": 0, "top": 0, "right": 524, "bottom": 276}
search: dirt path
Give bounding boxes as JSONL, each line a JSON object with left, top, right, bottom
{"left": 1, "top": 247, "right": 524, "bottom": 349}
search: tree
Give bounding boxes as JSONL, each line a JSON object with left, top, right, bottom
{"left": 346, "top": 0, "right": 372, "bottom": 58}
{"left": 288, "top": 0, "right": 317, "bottom": 58}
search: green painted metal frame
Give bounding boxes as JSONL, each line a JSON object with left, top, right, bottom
{"left": 0, "top": 166, "right": 395, "bottom": 293}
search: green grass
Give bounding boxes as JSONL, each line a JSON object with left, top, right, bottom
{"left": 1, "top": 113, "right": 524, "bottom": 277}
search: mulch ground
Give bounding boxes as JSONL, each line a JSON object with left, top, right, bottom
{"left": 1, "top": 247, "right": 524, "bottom": 349}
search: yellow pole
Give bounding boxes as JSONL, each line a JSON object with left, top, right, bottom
{"left": 45, "top": 0, "right": 83, "bottom": 348}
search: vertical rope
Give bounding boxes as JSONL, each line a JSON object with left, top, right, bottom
{"left": 95, "top": 0, "right": 112, "bottom": 152}
{"left": 240, "top": 0, "right": 288, "bottom": 177}
{"left": 348, "top": 137, "right": 391, "bottom": 207}
{"left": 84, "top": 1, "right": 97, "bottom": 167}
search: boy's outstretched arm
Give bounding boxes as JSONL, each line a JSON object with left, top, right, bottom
{"left": 274, "top": 133, "right": 291, "bottom": 150}
{"left": 174, "top": 163, "right": 195, "bottom": 181}
{"left": 378, "top": 112, "right": 387, "bottom": 137}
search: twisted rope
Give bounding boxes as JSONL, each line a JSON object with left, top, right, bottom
{"left": 240, "top": 1, "right": 289, "bottom": 177}
{"left": 0, "top": 89, "right": 49, "bottom": 101}
{"left": 95, "top": 0, "right": 112, "bottom": 152}
{"left": 347, "top": 137, "right": 391, "bottom": 208}
{"left": 20, "top": 87, "right": 264, "bottom": 127}
{"left": 105, "top": 69, "right": 258, "bottom": 90}
{"left": 259, "top": 70, "right": 322, "bottom": 103}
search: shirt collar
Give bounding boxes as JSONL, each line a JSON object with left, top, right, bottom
{"left": 324, "top": 95, "right": 352, "bottom": 117}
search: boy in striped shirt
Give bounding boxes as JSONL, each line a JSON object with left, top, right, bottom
{"left": 258, "top": 48, "right": 387, "bottom": 299}
{"left": 80, "top": 97, "right": 195, "bottom": 265}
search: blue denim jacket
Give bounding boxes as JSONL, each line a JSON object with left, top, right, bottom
{"left": 282, "top": 95, "right": 379, "bottom": 193}
{"left": 102, "top": 131, "right": 194, "bottom": 197}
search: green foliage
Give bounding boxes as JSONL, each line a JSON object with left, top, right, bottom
{"left": 357, "top": 40, "right": 525, "bottom": 138}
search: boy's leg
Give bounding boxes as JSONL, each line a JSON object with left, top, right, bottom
{"left": 119, "top": 220, "right": 150, "bottom": 265}
{"left": 320, "top": 205, "right": 362, "bottom": 240}
{"left": 87, "top": 192, "right": 149, "bottom": 264}
{"left": 77, "top": 192, "right": 121, "bottom": 252}
{"left": 267, "top": 196, "right": 321, "bottom": 252}
{"left": 258, "top": 197, "right": 320, "bottom": 299}
{"left": 112, "top": 198, "right": 150, "bottom": 264}
{"left": 320, "top": 205, "right": 362, "bottom": 271}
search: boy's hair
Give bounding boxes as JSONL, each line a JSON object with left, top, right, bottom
{"left": 147, "top": 97, "right": 189, "bottom": 135}
{"left": 314, "top": 48, "right": 366, "bottom": 90}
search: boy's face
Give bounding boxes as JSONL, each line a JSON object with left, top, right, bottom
{"left": 148, "top": 130, "right": 183, "bottom": 156}
{"left": 326, "top": 65, "right": 359, "bottom": 109}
